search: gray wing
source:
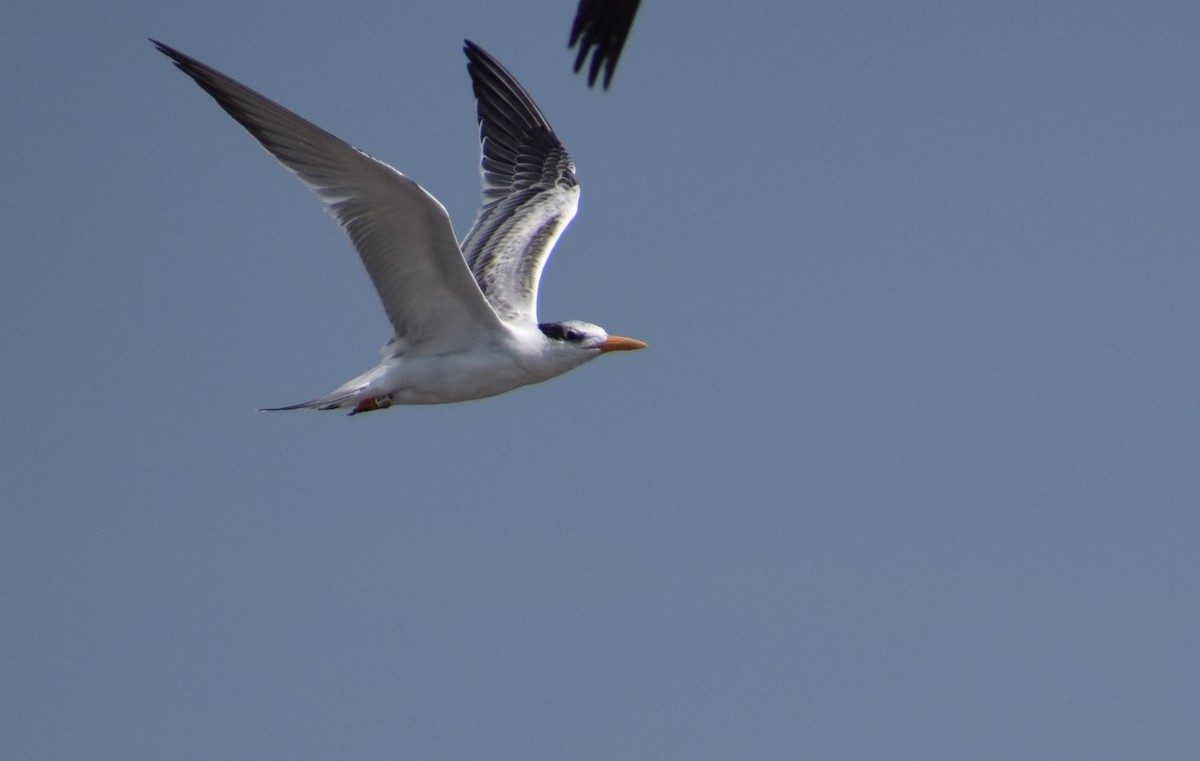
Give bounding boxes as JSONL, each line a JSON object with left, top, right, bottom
{"left": 569, "top": 0, "right": 643, "bottom": 89}
{"left": 460, "top": 41, "right": 580, "bottom": 325}
{"left": 153, "top": 40, "right": 505, "bottom": 352}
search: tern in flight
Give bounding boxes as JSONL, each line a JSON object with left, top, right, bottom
{"left": 154, "top": 40, "right": 645, "bottom": 414}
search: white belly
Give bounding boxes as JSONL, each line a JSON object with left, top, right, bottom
{"left": 384, "top": 352, "right": 545, "bottom": 404}
{"left": 341, "top": 342, "right": 586, "bottom": 406}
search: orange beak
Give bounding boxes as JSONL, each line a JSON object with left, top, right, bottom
{"left": 597, "top": 335, "right": 648, "bottom": 353}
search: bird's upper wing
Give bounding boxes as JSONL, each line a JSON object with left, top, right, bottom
{"left": 568, "top": 0, "right": 643, "bottom": 89}
{"left": 153, "top": 40, "right": 506, "bottom": 352}
{"left": 459, "top": 41, "right": 580, "bottom": 325}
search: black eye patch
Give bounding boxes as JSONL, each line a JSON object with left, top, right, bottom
{"left": 539, "top": 323, "right": 587, "bottom": 342}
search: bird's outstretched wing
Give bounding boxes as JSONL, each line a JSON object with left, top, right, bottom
{"left": 153, "top": 40, "right": 505, "bottom": 352}
{"left": 568, "top": 0, "right": 643, "bottom": 89}
{"left": 459, "top": 41, "right": 580, "bottom": 325}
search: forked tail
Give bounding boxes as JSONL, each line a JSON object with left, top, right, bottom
{"left": 260, "top": 389, "right": 391, "bottom": 416}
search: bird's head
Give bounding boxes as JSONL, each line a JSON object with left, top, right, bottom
{"left": 538, "top": 320, "right": 647, "bottom": 356}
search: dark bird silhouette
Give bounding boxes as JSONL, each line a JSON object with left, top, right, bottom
{"left": 568, "top": 0, "right": 643, "bottom": 89}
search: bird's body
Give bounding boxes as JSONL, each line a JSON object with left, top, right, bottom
{"left": 285, "top": 321, "right": 615, "bottom": 411}
{"left": 154, "top": 40, "right": 644, "bottom": 414}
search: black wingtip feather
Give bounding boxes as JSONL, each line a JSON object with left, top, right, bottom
{"left": 566, "top": 0, "right": 642, "bottom": 89}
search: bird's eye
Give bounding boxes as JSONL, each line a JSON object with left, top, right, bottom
{"left": 565, "top": 329, "right": 584, "bottom": 341}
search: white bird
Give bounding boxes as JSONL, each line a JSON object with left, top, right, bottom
{"left": 154, "top": 39, "right": 645, "bottom": 414}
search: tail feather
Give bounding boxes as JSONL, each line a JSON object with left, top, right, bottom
{"left": 260, "top": 366, "right": 393, "bottom": 415}
{"left": 260, "top": 389, "right": 359, "bottom": 413}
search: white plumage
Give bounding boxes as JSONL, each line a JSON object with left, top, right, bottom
{"left": 154, "top": 39, "right": 645, "bottom": 414}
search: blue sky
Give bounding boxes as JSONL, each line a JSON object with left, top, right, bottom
{"left": 3, "top": 1, "right": 1199, "bottom": 758}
